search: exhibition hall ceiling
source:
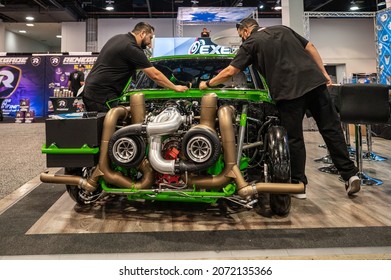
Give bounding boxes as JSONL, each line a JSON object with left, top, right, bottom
{"left": 0, "top": 0, "right": 385, "bottom": 49}
{"left": 0, "top": 0, "right": 384, "bottom": 23}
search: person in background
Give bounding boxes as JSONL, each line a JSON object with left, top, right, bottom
{"left": 200, "top": 27, "right": 210, "bottom": 38}
{"left": 199, "top": 18, "right": 361, "bottom": 199}
{"left": 68, "top": 64, "right": 85, "bottom": 97}
{"left": 83, "top": 21, "right": 188, "bottom": 112}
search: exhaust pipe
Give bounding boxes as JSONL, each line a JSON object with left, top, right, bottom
{"left": 40, "top": 106, "right": 130, "bottom": 191}
{"left": 199, "top": 92, "right": 217, "bottom": 128}
{"left": 228, "top": 164, "right": 305, "bottom": 199}
{"left": 41, "top": 94, "right": 155, "bottom": 191}
{"left": 130, "top": 93, "right": 146, "bottom": 124}
{"left": 183, "top": 103, "right": 305, "bottom": 197}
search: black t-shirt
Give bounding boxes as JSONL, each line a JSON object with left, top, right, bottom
{"left": 84, "top": 33, "right": 152, "bottom": 104}
{"left": 230, "top": 25, "right": 327, "bottom": 101}
{"left": 201, "top": 31, "right": 210, "bottom": 37}
{"left": 69, "top": 70, "right": 84, "bottom": 96}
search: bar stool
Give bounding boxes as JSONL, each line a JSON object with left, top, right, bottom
{"left": 339, "top": 83, "right": 390, "bottom": 186}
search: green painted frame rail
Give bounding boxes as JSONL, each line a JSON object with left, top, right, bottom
{"left": 42, "top": 143, "right": 99, "bottom": 154}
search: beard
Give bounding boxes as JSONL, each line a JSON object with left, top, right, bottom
{"left": 141, "top": 39, "right": 149, "bottom": 49}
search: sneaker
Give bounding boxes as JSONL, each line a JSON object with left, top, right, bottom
{"left": 345, "top": 175, "right": 361, "bottom": 196}
{"left": 291, "top": 192, "right": 307, "bottom": 199}
{"left": 291, "top": 183, "right": 306, "bottom": 199}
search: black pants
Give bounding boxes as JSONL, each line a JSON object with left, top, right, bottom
{"left": 276, "top": 85, "right": 358, "bottom": 185}
{"left": 82, "top": 96, "right": 110, "bottom": 113}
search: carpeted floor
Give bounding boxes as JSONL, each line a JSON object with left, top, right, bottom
{"left": 0, "top": 119, "right": 46, "bottom": 200}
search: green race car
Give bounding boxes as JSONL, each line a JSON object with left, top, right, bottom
{"left": 41, "top": 54, "right": 304, "bottom": 217}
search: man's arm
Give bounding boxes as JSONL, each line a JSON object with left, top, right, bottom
{"left": 199, "top": 65, "right": 241, "bottom": 90}
{"left": 142, "top": 67, "right": 188, "bottom": 92}
{"left": 305, "top": 42, "right": 332, "bottom": 86}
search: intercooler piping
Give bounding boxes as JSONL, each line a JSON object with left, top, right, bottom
{"left": 148, "top": 93, "right": 219, "bottom": 175}
{"left": 148, "top": 107, "right": 185, "bottom": 174}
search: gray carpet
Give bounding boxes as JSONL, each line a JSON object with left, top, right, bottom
{"left": 0, "top": 120, "right": 46, "bottom": 199}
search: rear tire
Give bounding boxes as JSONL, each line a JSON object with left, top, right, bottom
{"left": 65, "top": 167, "right": 102, "bottom": 206}
{"left": 266, "top": 126, "right": 291, "bottom": 216}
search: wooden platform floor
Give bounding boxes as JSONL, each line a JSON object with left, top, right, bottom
{"left": 26, "top": 132, "right": 391, "bottom": 235}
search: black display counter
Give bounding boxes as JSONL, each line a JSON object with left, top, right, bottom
{"left": 49, "top": 97, "right": 84, "bottom": 114}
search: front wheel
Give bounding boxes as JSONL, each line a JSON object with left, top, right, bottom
{"left": 64, "top": 167, "right": 102, "bottom": 206}
{"left": 266, "top": 126, "right": 291, "bottom": 216}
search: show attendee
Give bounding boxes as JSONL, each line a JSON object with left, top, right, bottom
{"left": 200, "top": 27, "right": 210, "bottom": 38}
{"left": 199, "top": 18, "right": 360, "bottom": 198}
{"left": 68, "top": 64, "right": 85, "bottom": 97}
{"left": 83, "top": 22, "right": 188, "bottom": 112}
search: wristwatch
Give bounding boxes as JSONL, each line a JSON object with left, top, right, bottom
{"left": 206, "top": 80, "right": 212, "bottom": 88}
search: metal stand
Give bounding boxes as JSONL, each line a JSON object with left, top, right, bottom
{"left": 318, "top": 164, "right": 339, "bottom": 175}
{"left": 314, "top": 153, "right": 333, "bottom": 164}
{"left": 363, "top": 124, "right": 388, "bottom": 161}
{"left": 343, "top": 122, "right": 356, "bottom": 158}
{"left": 315, "top": 146, "right": 338, "bottom": 174}
{"left": 355, "top": 124, "right": 383, "bottom": 186}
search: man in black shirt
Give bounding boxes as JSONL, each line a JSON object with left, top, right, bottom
{"left": 200, "top": 27, "right": 210, "bottom": 38}
{"left": 68, "top": 64, "right": 85, "bottom": 97}
{"left": 83, "top": 22, "right": 188, "bottom": 112}
{"left": 199, "top": 18, "right": 360, "bottom": 198}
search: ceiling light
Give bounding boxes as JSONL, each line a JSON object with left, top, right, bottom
{"left": 56, "top": 35, "right": 62, "bottom": 38}
{"left": 350, "top": 1, "right": 359, "bottom": 11}
{"left": 274, "top": 0, "right": 282, "bottom": 11}
{"left": 26, "top": 16, "right": 35, "bottom": 21}
{"left": 19, "top": 30, "right": 27, "bottom": 33}
{"left": 378, "top": 1, "right": 386, "bottom": 6}
{"left": 0, "top": 1, "right": 5, "bottom": 8}
{"left": 26, "top": 23, "right": 35, "bottom": 27}
{"left": 105, "top": 0, "right": 114, "bottom": 11}
{"left": 191, "top": 0, "right": 199, "bottom": 8}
